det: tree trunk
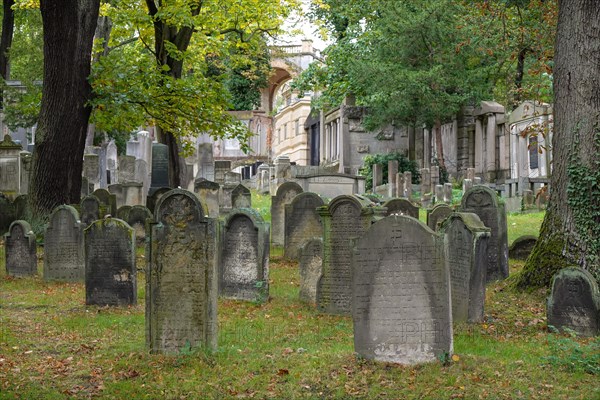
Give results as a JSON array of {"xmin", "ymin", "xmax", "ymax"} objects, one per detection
[
  {"xmin": 513, "ymin": 47, "xmax": 528, "ymax": 109},
  {"xmin": 517, "ymin": 0, "xmax": 600, "ymax": 288},
  {"xmin": 30, "ymin": 1, "xmax": 100, "ymax": 217},
  {"xmin": 0, "ymin": 0, "xmax": 15, "ymax": 107}
]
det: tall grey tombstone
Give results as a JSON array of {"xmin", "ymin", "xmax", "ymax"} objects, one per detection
[
  {"xmin": 444, "ymin": 183, "xmax": 453, "ymax": 203},
  {"xmin": 147, "ymin": 189, "xmax": 218, "ymax": 353},
  {"xmin": 0, "ymin": 135, "xmax": 23, "ymax": 198},
  {"xmin": 0, "ymin": 193, "xmax": 15, "ymax": 234},
  {"xmin": 220, "ymin": 210, "xmax": 270, "ymax": 302},
  {"xmin": 508, "ymin": 235, "xmax": 537, "ymax": 260},
  {"xmin": 284, "ymin": 192, "xmax": 325, "ymax": 260},
  {"xmin": 352, "ymin": 215, "xmax": 452, "ymax": 364},
  {"xmin": 106, "ymin": 140, "xmax": 118, "ymax": 184},
  {"xmin": 440, "ymin": 213, "xmax": 491, "ymax": 323},
  {"xmin": 257, "ymin": 164, "xmax": 270, "ymax": 194},
  {"xmin": 547, "ymin": 267, "xmax": 600, "ymax": 337},
  {"xmin": 127, "ymin": 131, "xmax": 152, "ymax": 164},
  {"xmin": 98, "ymin": 143, "xmax": 108, "ymax": 189},
  {"xmin": 317, "ymin": 195, "xmax": 378, "ymax": 315},
  {"xmin": 214, "ymin": 160, "xmax": 231, "ymax": 184},
  {"xmin": 420, "ymin": 168, "xmax": 431, "ymax": 199},
  {"xmin": 220, "ymin": 172, "xmax": 242, "ymax": 212},
  {"xmin": 13, "ymin": 194, "xmax": 29, "ymax": 220},
  {"xmin": 19, "ymin": 151, "xmax": 32, "ymax": 194},
  {"xmin": 431, "ymin": 166, "xmax": 440, "ymax": 187},
  {"xmin": 194, "ymin": 179, "xmax": 220, "ymax": 218},
  {"xmin": 462, "ymin": 178, "xmax": 473, "ymax": 193},
  {"xmin": 372, "ymin": 163, "xmax": 383, "ymax": 189},
  {"xmin": 388, "ymin": 160, "xmax": 398, "ymax": 198},
  {"xmin": 146, "ymin": 187, "xmax": 171, "ymax": 214},
  {"xmin": 466, "ymin": 168, "xmax": 475, "ymax": 181},
  {"xmin": 127, "ymin": 205, "xmax": 152, "ymax": 243},
  {"xmin": 270, "ymin": 181, "xmax": 303, "ymax": 246},
  {"xmin": 435, "ymin": 185, "xmax": 444, "ymax": 204},
  {"xmin": 85, "ymin": 218, "xmax": 136, "ymax": 306},
  {"xmin": 473, "ymin": 177, "xmax": 482, "ymax": 185},
  {"xmin": 118, "ymin": 155, "xmax": 136, "ymax": 183},
  {"xmin": 150, "ymin": 143, "xmax": 170, "ymax": 193},
  {"xmin": 44, "ymin": 205, "xmax": 85, "ymax": 282},
  {"xmin": 231, "ymin": 184, "xmax": 251, "ymax": 209},
  {"xmin": 299, "ymin": 238, "xmax": 323, "ymax": 304},
  {"xmin": 396, "ymin": 173, "xmax": 406, "ymax": 198},
  {"xmin": 404, "ymin": 171, "xmax": 413, "ymax": 199},
  {"xmin": 134, "ymin": 159, "xmax": 149, "ymax": 199},
  {"xmin": 5, "ymin": 220, "xmax": 37, "ymax": 277},
  {"xmin": 426, "ymin": 203, "xmax": 453, "ymax": 231},
  {"xmin": 80, "ymin": 195, "xmax": 101, "ymax": 227},
  {"xmin": 92, "ymin": 188, "xmax": 117, "ymax": 216},
  {"xmin": 83, "ymin": 153, "xmax": 100, "ymax": 189},
  {"xmin": 382, "ymin": 198, "xmax": 419, "ymax": 219},
  {"xmin": 197, "ymin": 143, "xmax": 215, "ymax": 181},
  {"xmin": 460, "ymin": 186, "xmax": 509, "ymax": 282}
]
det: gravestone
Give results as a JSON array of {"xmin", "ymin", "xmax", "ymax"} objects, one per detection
[
  {"xmin": 13, "ymin": 194, "xmax": 29, "ymax": 220},
  {"xmin": 5, "ymin": 220, "xmax": 37, "ymax": 277},
  {"xmin": 257, "ymin": 164, "xmax": 270, "ymax": 194},
  {"xmin": 547, "ymin": 267, "xmax": 600, "ymax": 337},
  {"xmin": 80, "ymin": 195, "xmax": 101, "ymax": 227},
  {"xmin": 372, "ymin": 164, "xmax": 383, "ymax": 189},
  {"xmin": 420, "ymin": 168, "xmax": 431, "ymax": 201},
  {"xmin": 444, "ymin": 183, "xmax": 453, "ymax": 203},
  {"xmin": 404, "ymin": 171, "xmax": 413, "ymax": 199},
  {"xmin": 431, "ymin": 166, "xmax": 440, "ymax": 187},
  {"xmin": 284, "ymin": 192, "xmax": 325, "ymax": 260},
  {"xmin": 194, "ymin": 179, "xmax": 219, "ymax": 218},
  {"xmin": 426, "ymin": 203, "xmax": 453, "ymax": 231},
  {"xmin": 440, "ymin": 213, "xmax": 490, "ymax": 323},
  {"xmin": 116, "ymin": 205, "xmax": 132, "ymax": 221},
  {"xmin": 317, "ymin": 195, "xmax": 378, "ymax": 315},
  {"xmin": 150, "ymin": 143, "xmax": 170, "ymax": 193},
  {"xmin": 231, "ymin": 184, "xmax": 251, "ymax": 209},
  {"xmin": 134, "ymin": 159, "xmax": 149, "ymax": 198},
  {"xmin": 299, "ymin": 238, "xmax": 323, "ymax": 304},
  {"xmin": 508, "ymin": 235, "xmax": 537, "ymax": 260},
  {"xmin": 462, "ymin": 178, "xmax": 473, "ymax": 193},
  {"xmin": 0, "ymin": 193, "xmax": 16, "ymax": 234},
  {"xmin": 214, "ymin": 160, "xmax": 231, "ymax": 184},
  {"xmin": 19, "ymin": 151, "xmax": 32, "ymax": 194},
  {"xmin": 44, "ymin": 205, "xmax": 85, "ymax": 282},
  {"xmin": 220, "ymin": 210, "xmax": 270, "ymax": 302},
  {"xmin": 388, "ymin": 160, "xmax": 398, "ymax": 198},
  {"xmin": 382, "ymin": 198, "xmax": 419, "ymax": 219},
  {"xmin": 271, "ymin": 181, "xmax": 303, "ymax": 246},
  {"xmin": 92, "ymin": 188, "xmax": 117, "ymax": 216},
  {"xmin": 459, "ymin": 186, "xmax": 509, "ymax": 282},
  {"xmin": 83, "ymin": 153, "xmax": 100, "ymax": 188},
  {"xmin": 118, "ymin": 155, "xmax": 136, "ymax": 183},
  {"xmin": 85, "ymin": 218, "xmax": 136, "ymax": 306},
  {"xmin": 146, "ymin": 187, "xmax": 171, "ymax": 214},
  {"xmin": 147, "ymin": 189, "xmax": 218, "ymax": 353},
  {"xmin": 127, "ymin": 205, "xmax": 152, "ymax": 243},
  {"xmin": 396, "ymin": 173, "xmax": 406, "ymax": 198},
  {"xmin": 435, "ymin": 185, "xmax": 444, "ymax": 204},
  {"xmin": 352, "ymin": 215, "xmax": 452, "ymax": 364},
  {"xmin": 81, "ymin": 177, "xmax": 94, "ymax": 197},
  {"xmin": 106, "ymin": 140, "xmax": 118, "ymax": 184},
  {"xmin": 0, "ymin": 135, "xmax": 23, "ymax": 198},
  {"xmin": 197, "ymin": 143, "xmax": 215, "ymax": 181}
]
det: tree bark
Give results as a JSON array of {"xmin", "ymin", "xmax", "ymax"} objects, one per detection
[
  {"xmin": 0, "ymin": 0, "xmax": 15, "ymax": 107},
  {"xmin": 30, "ymin": 1, "xmax": 100, "ymax": 217},
  {"xmin": 517, "ymin": 0, "xmax": 600, "ymax": 288}
]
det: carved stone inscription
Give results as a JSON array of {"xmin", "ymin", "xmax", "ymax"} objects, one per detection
[
  {"xmin": 284, "ymin": 192, "xmax": 324, "ymax": 260},
  {"xmin": 85, "ymin": 219, "xmax": 136, "ymax": 306},
  {"xmin": 0, "ymin": 158, "xmax": 19, "ymax": 192},
  {"xmin": 147, "ymin": 190, "xmax": 218, "ymax": 353},
  {"xmin": 352, "ymin": 216, "xmax": 452, "ymax": 365},
  {"xmin": 5, "ymin": 221, "xmax": 37, "ymax": 277},
  {"xmin": 299, "ymin": 238, "xmax": 323, "ymax": 304},
  {"xmin": 44, "ymin": 206, "xmax": 85, "ymax": 282}
]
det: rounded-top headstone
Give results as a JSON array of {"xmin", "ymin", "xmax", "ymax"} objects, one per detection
[
  {"xmin": 5, "ymin": 220, "xmax": 37, "ymax": 277},
  {"xmin": 382, "ymin": 198, "xmax": 419, "ymax": 219},
  {"xmin": 44, "ymin": 205, "xmax": 85, "ymax": 282}
]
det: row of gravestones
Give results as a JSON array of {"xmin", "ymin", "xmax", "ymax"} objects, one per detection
[{"xmin": 4, "ymin": 189, "xmax": 270, "ymax": 355}]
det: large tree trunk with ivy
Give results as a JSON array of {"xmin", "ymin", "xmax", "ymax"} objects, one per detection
[
  {"xmin": 0, "ymin": 0, "xmax": 15, "ymax": 107},
  {"xmin": 517, "ymin": 0, "xmax": 600, "ymax": 289},
  {"xmin": 29, "ymin": 1, "xmax": 100, "ymax": 217}
]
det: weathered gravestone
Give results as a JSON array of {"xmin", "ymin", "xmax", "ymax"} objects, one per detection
[
  {"xmin": 271, "ymin": 181, "xmax": 303, "ymax": 246},
  {"xmin": 214, "ymin": 160, "xmax": 231, "ymax": 185},
  {"xmin": 146, "ymin": 187, "xmax": 171, "ymax": 214},
  {"xmin": 284, "ymin": 192, "xmax": 325, "ymax": 260},
  {"xmin": 82, "ymin": 153, "xmax": 100, "ymax": 189},
  {"xmin": 352, "ymin": 215, "xmax": 452, "ymax": 364},
  {"xmin": 80, "ymin": 195, "xmax": 101, "ymax": 228},
  {"xmin": 219, "ymin": 209, "xmax": 270, "ymax": 302},
  {"xmin": 150, "ymin": 143, "xmax": 170, "ymax": 194},
  {"xmin": 197, "ymin": 143, "xmax": 215, "ymax": 181},
  {"xmin": 13, "ymin": 194, "xmax": 29, "ymax": 220},
  {"xmin": 547, "ymin": 267, "xmax": 600, "ymax": 337},
  {"xmin": 44, "ymin": 205, "xmax": 85, "ymax": 282},
  {"xmin": 0, "ymin": 135, "xmax": 22, "ymax": 198},
  {"xmin": 440, "ymin": 213, "xmax": 490, "ymax": 323},
  {"xmin": 19, "ymin": 151, "xmax": 32, "ymax": 194},
  {"xmin": 118, "ymin": 155, "xmax": 136, "ymax": 183},
  {"xmin": 116, "ymin": 205, "xmax": 132, "ymax": 221},
  {"xmin": 317, "ymin": 195, "xmax": 378, "ymax": 315},
  {"xmin": 231, "ymin": 184, "xmax": 252, "ymax": 209},
  {"xmin": 85, "ymin": 218, "xmax": 136, "ymax": 306},
  {"xmin": 92, "ymin": 188, "xmax": 117, "ymax": 216},
  {"xmin": 299, "ymin": 238, "xmax": 323, "ymax": 304},
  {"xmin": 194, "ymin": 179, "xmax": 219, "ymax": 218},
  {"xmin": 426, "ymin": 203, "xmax": 453, "ymax": 231},
  {"xmin": 508, "ymin": 235, "xmax": 537, "ymax": 260},
  {"xmin": 459, "ymin": 186, "xmax": 509, "ymax": 282},
  {"xmin": 5, "ymin": 220, "xmax": 37, "ymax": 277},
  {"xmin": 0, "ymin": 193, "xmax": 16, "ymax": 234},
  {"xmin": 127, "ymin": 205, "xmax": 152, "ymax": 243},
  {"xmin": 382, "ymin": 198, "xmax": 419, "ymax": 219},
  {"xmin": 147, "ymin": 189, "xmax": 218, "ymax": 353}
]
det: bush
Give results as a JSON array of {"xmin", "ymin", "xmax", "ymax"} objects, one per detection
[{"xmin": 360, "ymin": 152, "xmax": 420, "ymax": 191}]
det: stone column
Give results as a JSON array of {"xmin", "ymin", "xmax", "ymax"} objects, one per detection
[
  {"xmin": 388, "ymin": 160, "xmax": 398, "ymax": 198},
  {"xmin": 396, "ymin": 172, "xmax": 405, "ymax": 198},
  {"xmin": 431, "ymin": 166, "xmax": 440, "ymax": 187},
  {"xmin": 373, "ymin": 163, "xmax": 383, "ymax": 190},
  {"xmin": 486, "ymin": 113, "xmax": 496, "ymax": 180},
  {"xmin": 404, "ymin": 171, "xmax": 412, "ymax": 199},
  {"xmin": 443, "ymin": 183, "xmax": 453, "ymax": 203}
]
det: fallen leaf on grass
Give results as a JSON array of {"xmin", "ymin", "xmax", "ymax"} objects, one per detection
[{"xmin": 277, "ymin": 369, "xmax": 289, "ymax": 376}]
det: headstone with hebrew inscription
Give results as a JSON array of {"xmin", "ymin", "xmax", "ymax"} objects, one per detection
[
  {"xmin": 440, "ymin": 213, "xmax": 490, "ymax": 323},
  {"xmin": 92, "ymin": 188, "xmax": 117, "ymax": 216},
  {"xmin": 352, "ymin": 215, "xmax": 452, "ymax": 364},
  {"xmin": 147, "ymin": 189, "xmax": 218, "ymax": 353},
  {"xmin": 214, "ymin": 160, "xmax": 231, "ymax": 184},
  {"xmin": 219, "ymin": 210, "xmax": 269, "ymax": 302},
  {"xmin": 382, "ymin": 198, "xmax": 419, "ymax": 219},
  {"xmin": 284, "ymin": 192, "xmax": 325, "ymax": 260},
  {"xmin": 0, "ymin": 135, "xmax": 22, "ymax": 198},
  {"xmin": 85, "ymin": 218, "xmax": 136, "ymax": 306},
  {"xmin": 5, "ymin": 220, "xmax": 37, "ymax": 277},
  {"xmin": 231, "ymin": 184, "xmax": 252, "ymax": 209},
  {"xmin": 271, "ymin": 182, "xmax": 303, "ymax": 246},
  {"xmin": 194, "ymin": 179, "xmax": 219, "ymax": 218},
  {"xmin": 317, "ymin": 195, "xmax": 378, "ymax": 315},
  {"xmin": 80, "ymin": 195, "xmax": 101, "ymax": 228},
  {"xmin": 150, "ymin": 143, "xmax": 170, "ymax": 194},
  {"xmin": 427, "ymin": 203, "xmax": 453, "ymax": 231},
  {"xmin": 459, "ymin": 186, "xmax": 509, "ymax": 282},
  {"xmin": 118, "ymin": 155, "xmax": 137, "ymax": 184},
  {"xmin": 127, "ymin": 205, "xmax": 152, "ymax": 243},
  {"xmin": 44, "ymin": 205, "xmax": 85, "ymax": 282},
  {"xmin": 299, "ymin": 238, "xmax": 323, "ymax": 304},
  {"xmin": 547, "ymin": 267, "xmax": 600, "ymax": 337}
]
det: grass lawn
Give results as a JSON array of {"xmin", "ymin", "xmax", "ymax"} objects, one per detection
[{"xmin": 1, "ymin": 212, "xmax": 598, "ymax": 399}]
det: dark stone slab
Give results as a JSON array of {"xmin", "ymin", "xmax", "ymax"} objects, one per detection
[
  {"xmin": 92, "ymin": 188, "xmax": 117, "ymax": 216},
  {"xmin": 284, "ymin": 192, "xmax": 325, "ymax": 260},
  {"xmin": 270, "ymin": 181, "xmax": 303, "ymax": 246},
  {"xmin": 5, "ymin": 220, "xmax": 37, "ymax": 277},
  {"xmin": 116, "ymin": 205, "xmax": 132, "ymax": 221},
  {"xmin": 508, "ymin": 235, "xmax": 537, "ymax": 260},
  {"xmin": 150, "ymin": 143, "xmax": 170, "ymax": 189},
  {"xmin": 127, "ymin": 205, "xmax": 152, "ymax": 243},
  {"xmin": 80, "ymin": 195, "xmax": 101, "ymax": 228},
  {"xmin": 44, "ymin": 205, "xmax": 85, "ymax": 282},
  {"xmin": 426, "ymin": 203, "xmax": 453, "ymax": 231},
  {"xmin": 0, "ymin": 193, "xmax": 16, "ymax": 234},
  {"xmin": 146, "ymin": 187, "xmax": 171, "ymax": 214}
]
